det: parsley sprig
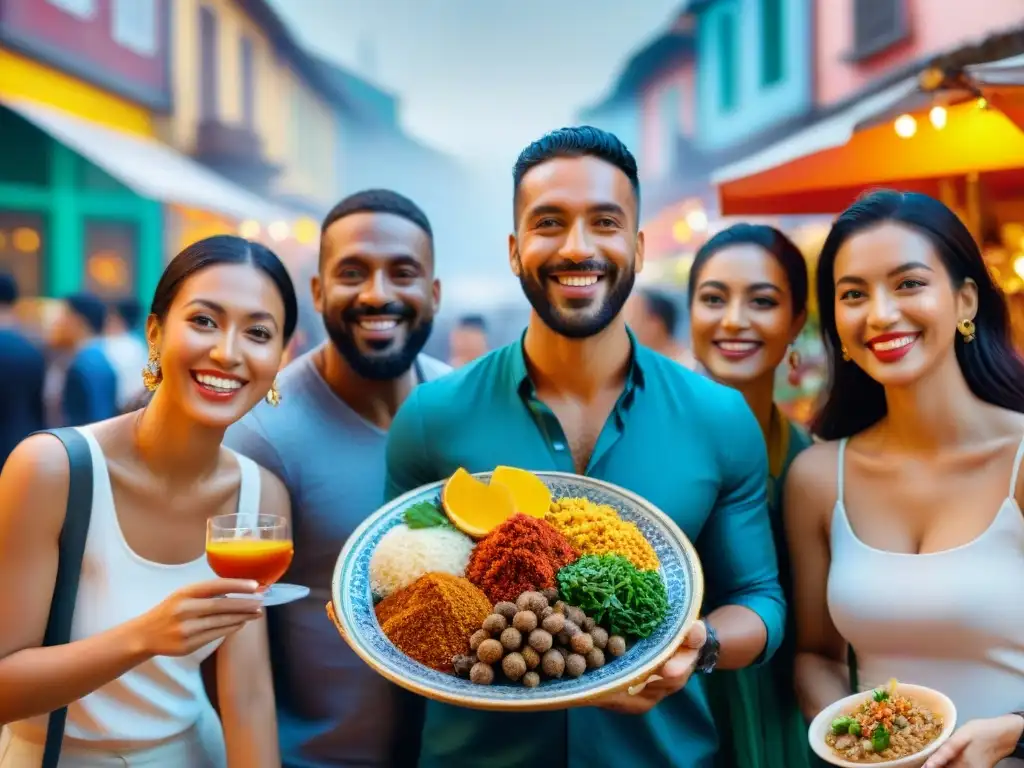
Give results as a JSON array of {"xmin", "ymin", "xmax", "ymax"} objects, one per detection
[
  {"xmin": 403, "ymin": 495, "xmax": 454, "ymax": 530},
  {"xmin": 556, "ymin": 554, "xmax": 669, "ymax": 638}
]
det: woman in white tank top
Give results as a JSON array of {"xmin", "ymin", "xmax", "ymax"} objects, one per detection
[
  {"xmin": 785, "ymin": 192, "xmax": 1024, "ymax": 768},
  {"xmin": 0, "ymin": 235, "xmax": 299, "ymax": 767}
]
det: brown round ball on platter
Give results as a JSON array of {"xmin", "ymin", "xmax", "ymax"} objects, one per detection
[
  {"xmin": 570, "ymin": 632, "xmax": 594, "ymax": 655},
  {"xmin": 502, "ymin": 652, "xmax": 527, "ymax": 681},
  {"xmin": 521, "ymin": 645, "xmax": 541, "ymax": 670},
  {"xmin": 541, "ymin": 649, "xmax": 565, "ymax": 678},
  {"xmin": 565, "ymin": 653, "xmax": 587, "ymax": 678},
  {"xmin": 585, "ymin": 648, "xmax": 605, "ymax": 669},
  {"xmin": 607, "ymin": 635, "xmax": 627, "ymax": 657},
  {"xmin": 513, "ymin": 611, "xmax": 538, "ymax": 633},
  {"xmin": 523, "ymin": 670, "xmax": 541, "ymax": 688},
  {"xmin": 500, "ymin": 627, "xmax": 523, "ymax": 651},
  {"xmin": 528, "ymin": 629, "xmax": 553, "ymax": 653},
  {"xmin": 540, "ymin": 587, "xmax": 559, "ymax": 603},
  {"xmin": 477, "ymin": 639, "xmax": 503, "ymax": 665},
  {"xmin": 494, "ymin": 602, "xmax": 518, "ymax": 620},
  {"xmin": 469, "ymin": 630, "xmax": 490, "ymax": 652},
  {"xmin": 482, "ymin": 613, "xmax": 508, "ymax": 634},
  {"xmin": 541, "ymin": 612, "xmax": 565, "ymax": 635},
  {"xmin": 589, "ymin": 627, "xmax": 609, "ymax": 650},
  {"xmin": 470, "ymin": 662, "xmax": 494, "ymax": 685}
]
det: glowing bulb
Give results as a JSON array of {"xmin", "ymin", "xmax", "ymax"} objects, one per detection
[
  {"xmin": 1013, "ymin": 255, "xmax": 1024, "ymax": 280},
  {"xmin": 238, "ymin": 220, "xmax": 260, "ymax": 239},
  {"xmin": 267, "ymin": 221, "xmax": 290, "ymax": 242},
  {"xmin": 929, "ymin": 106, "xmax": 947, "ymax": 130},
  {"xmin": 977, "ymin": 97, "xmax": 989, "ymax": 110},
  {"xmin": 672, "ymin": 220, "xmax": 692, "ymax": 244},
  {"xmin": 894, "ymin": 114, "xmax": 917, "ymax": 139},
  {"xmin": 685, "ymin": 208, "xmax": 709, "ymax": 232}
]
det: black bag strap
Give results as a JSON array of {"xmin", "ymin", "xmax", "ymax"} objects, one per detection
[{"xmin": 37, "ymin": 428, "xmax": 94, "ymax": 768}]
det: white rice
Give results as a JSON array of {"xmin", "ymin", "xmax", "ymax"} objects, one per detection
[{"xmin": 369, "ymin": 524, "xmax": 476, "ymax": 599}]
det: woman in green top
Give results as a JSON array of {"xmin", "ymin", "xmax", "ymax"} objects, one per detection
[{"xmin": 687, "ymin": 223, "xmax": 816, "ymax": 768}]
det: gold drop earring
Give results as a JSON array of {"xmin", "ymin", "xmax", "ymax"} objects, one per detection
[
  {"xmin": 957, "ymin": 318, "xmax": 976, "ymax": 343},
  {"xmin": 266, "ymin": 377, "xmax": 282, "ymax": 407},
  {"xmin": 141, "ymin": 347, "xmax": 162, "ymax": 391},
  {"xmin": 841, "ymin": 345, "xmax": 851, "ymax": 362}
]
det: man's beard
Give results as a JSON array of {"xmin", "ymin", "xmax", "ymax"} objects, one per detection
[
  {"xmin": 518, "ymin": 256, "xmax": 635, "ymax": 339},
  {"xmin": 323, "ymin": 303, "xmax": 433, "ymax": 381}
]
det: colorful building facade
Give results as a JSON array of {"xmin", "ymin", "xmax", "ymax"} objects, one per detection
[{"xmin": 0, "ymin": 0, "xmax": 171, "ymax": 301}]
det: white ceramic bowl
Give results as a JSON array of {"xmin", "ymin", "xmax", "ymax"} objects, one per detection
[{"xmin": 808, "ymin": 683, "xmax": 957, "ymax": 768}]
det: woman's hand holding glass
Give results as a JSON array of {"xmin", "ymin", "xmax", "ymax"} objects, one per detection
[{"xmin": 132, "ymin": 579, "xmax": 264, "ymax": 657}]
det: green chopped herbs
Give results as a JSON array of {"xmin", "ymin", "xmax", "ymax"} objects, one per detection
[
  {"xmin": 555, "ymin": 554, "xmax": 669, "ymax": 638},
  {"xmin": 830, "ymin": 716, "xmax": 856, "ymax": 735},
  {"xmin": 871, "ymin": 724, "xmax": 890, "ymax": 752},
  {"xmin": 403, "ymin": 497, "xmax": 453, "ymax": 530},
  {"xmin": 872, "ymin": 688, "xmax": 890, "ymax": 702}
]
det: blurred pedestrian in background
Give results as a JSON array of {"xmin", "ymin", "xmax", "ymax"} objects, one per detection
[
  {"xmin": 625, "ymin": 287, "xmax": 699, "ymax": 369},
  {"xmin": 0, "ymin": 273, "xmax": 46, "ymax": 467},
  {"xmin": 55, "ymin": 292, "xmax": 118, "ymax": 426},
  {"xmin": 447, "ymin": 313, "xmax": 489, "ymax": 367},
  {"xmin": 103, "ymin": 297, "xmax": 149, "ymax": 413}
]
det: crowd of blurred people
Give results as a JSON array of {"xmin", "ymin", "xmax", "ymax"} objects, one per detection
[{"xmin": 0, "ymin": 277, "xmax": 150, "ymax": 466}]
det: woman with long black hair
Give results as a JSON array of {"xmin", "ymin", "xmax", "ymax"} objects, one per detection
[
  {"xmin": 0, "ymin": 235, "xmax": 297, "ymax": 766},
  {"xmin": 786, "ymin": 191, "xmax": 1024, "ymax": 767}
]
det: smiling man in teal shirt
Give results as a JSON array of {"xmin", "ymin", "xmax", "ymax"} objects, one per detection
[{"xmin": 384, "ymin": 127, "xmax": 786, "ymax": 768}]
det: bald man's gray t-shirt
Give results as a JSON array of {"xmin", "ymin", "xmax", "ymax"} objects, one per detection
[{"xmin": 224, "ymin": 349, "xmax": 451, "ymax": 768}]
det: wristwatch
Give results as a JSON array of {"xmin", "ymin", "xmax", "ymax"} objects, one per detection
[
  {"xmin": 1012, "ymin": 712, "xmax": 1024, "ymax": 759},
  {"xmin": 694, "ymin": 622, "xmax": 720, "ymax": 674}
]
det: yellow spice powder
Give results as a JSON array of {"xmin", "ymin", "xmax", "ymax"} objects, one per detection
[{"xmin": 546, "ymin": 497, "xmax": 660, "ymax": 571}]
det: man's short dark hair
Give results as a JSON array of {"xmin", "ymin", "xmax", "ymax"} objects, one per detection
[
  {"xmin": 0, "ymin": 273, "xmax": 17, "ymax": 306},
  {"xmin": 456, "ymin": 314, "xmax": 487, "ymax": 332},
  {"xmin": 319, "ymin": 189, "xmax": 433, "ymax": 268},
  {"xmin": 66, "ymin": 292, "xmax": 107, "ymax": 335},
  {"xmin": 512, "ymin": 126, "xmax": 640, "ymax": 222},
  {"xmin": 114, "ymin": 297, "xmax": 143, "ymax": 328},
  {"xmin": 640, "ymin": 288, "xmax": 678, "ymax": 336}
]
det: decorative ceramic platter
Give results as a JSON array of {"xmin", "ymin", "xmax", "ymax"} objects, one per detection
[{"xmin": 330, "ymin": 471, "xmax": 704, "ymax": 712}]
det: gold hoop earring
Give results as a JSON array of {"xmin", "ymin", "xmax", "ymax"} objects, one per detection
[
  {"xmin": 957, "ymin": 318, "xmax": 976, "ymax": 343},
  {"xmin": 265, "ymin": 378, "xmax": 281, "ymax": 407},
  {"xmin": 141, "ymin": 347, "xmax": 162, "ymax": 391},
  {"xmin": 841, "ymin": 345, "xmax": 851, "ymax": 362}
]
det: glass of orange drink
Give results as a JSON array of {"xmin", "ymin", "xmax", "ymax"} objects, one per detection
[{"xmin": 206, "ymin": 514, "xmax": 308, "ymax": 606}]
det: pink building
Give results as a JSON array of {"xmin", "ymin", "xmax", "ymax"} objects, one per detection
[{"xmin": 815, "ymin": 0, "xmax": 1024, "ymax": 107}]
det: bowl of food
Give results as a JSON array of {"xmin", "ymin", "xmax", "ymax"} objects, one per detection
[
  {"xmin": 809, "ymin": 680, "xmax": 956, "ymax": 767},
  {"xmin": 329, "ymin": 467, "xmax": 703, "ymax": 711}
]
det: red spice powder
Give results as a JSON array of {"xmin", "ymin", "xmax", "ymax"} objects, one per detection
[{"xmin": 466, "ymin": 514, "xmax": 578, "ymax": 603}]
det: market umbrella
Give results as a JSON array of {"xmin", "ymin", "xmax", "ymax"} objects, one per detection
[
  {"xmin": 712, "ymin": 88, "xmax": 1024, "ymax": 217},
  {"xmin": 965, "ymin": 53, "xmax": 1024, "ymax": 131}
]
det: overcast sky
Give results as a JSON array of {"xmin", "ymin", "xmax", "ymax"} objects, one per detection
[
  {"xmin": 267, "ymin": 0, "xmax": 679, "ymax": 172},
  {"xmin": 266, "ymin": 0, "xmax": 681, "ymax": 309}
]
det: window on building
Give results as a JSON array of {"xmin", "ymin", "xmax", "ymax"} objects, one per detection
[
  {"xmin": 241, "ymin": 37, "xmax": 256, "ymax": 129},
  {"xmin": 199, "ymin": 6, "xmax": 219, "ymax": 122},
  {"xmin": 111, "ymin": 0, "xmax": 158, "ymax": 57},
  {"xmin": 47, "ymin": 0, "xmax": 96, "ymax": 19},
  {"xmin": 851, "ymin": 0, "xmax": 908, "ymax": 60},
  {"xmin": 0, "ymin": 211, "xmax": 46, "ymax": 298},
  {"xmin": 718, "ymin": 13, "xmax": 737, "ymax": 112},
  {"xmin": 84, "ymin": 221, "xmax": 137, "ymax": 299},
  {"xmin": 760, "ymin": 0, "xmax": 784, "ymax": 86}
]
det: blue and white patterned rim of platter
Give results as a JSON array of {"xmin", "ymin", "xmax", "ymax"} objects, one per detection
[{"xmin": 331, "ymin": 471, "xmax": 705, "ymax": 712}]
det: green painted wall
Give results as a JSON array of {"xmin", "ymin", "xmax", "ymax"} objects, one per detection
[{"xmin": 0, "ymin": 114, "xmax": 164, "ymax": 303}]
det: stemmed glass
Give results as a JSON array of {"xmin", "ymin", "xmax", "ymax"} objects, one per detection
[{"xmin": 206, "ymin": 514, "xmax": 309, "ymax": 607}]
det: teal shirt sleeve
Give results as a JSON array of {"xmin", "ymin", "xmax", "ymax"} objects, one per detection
[
  {"xmin": 384, "ymin": 388, "xmax": 436, "ymax": 503},
  {"xmin": 699, "ymin": 389, "xmax": 786, "ymax": 665}
]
